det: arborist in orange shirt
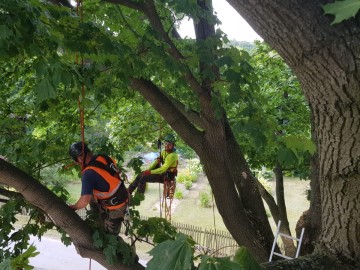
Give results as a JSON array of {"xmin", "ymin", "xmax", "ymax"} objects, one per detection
[{"xmin": 68, "ymin": 142, "xmax": 129, "ymax": 235}]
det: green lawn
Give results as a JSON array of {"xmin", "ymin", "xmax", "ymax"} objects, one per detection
[
  {"xmin": 268, "ymin": 177, "xmax": 309, "ymax": 235},
  {"xmin": 65, "ymin": 175, "xmax": 310, "ymax": 235},
  {"xmin": 41, "ymin": 174, "xmax": 309, "ymax": 261}
]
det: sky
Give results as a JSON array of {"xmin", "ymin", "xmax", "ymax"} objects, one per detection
[{"xmin": 178, "ymin": 0, "xmax": 262, "ymax": 42}]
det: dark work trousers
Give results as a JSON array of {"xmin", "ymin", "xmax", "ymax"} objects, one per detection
[
  {"xmin": 90, "ymin": 199, "xmax": 127, "ymax": 235},
  {"xmin": 129, "ymin": 173, "xmax": 164, "ymax": 194}
]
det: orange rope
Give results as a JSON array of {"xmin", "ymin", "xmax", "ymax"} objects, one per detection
[{"xmin": 76, "ymin": 0, "xmax": 86, "ymax": 170}]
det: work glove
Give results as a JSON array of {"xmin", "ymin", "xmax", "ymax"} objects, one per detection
[{"xmin": 142, "ymin": 170, "xmax": 151, "ymax": 176}]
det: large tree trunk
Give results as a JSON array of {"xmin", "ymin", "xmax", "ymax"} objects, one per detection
[
  {"xmin": 228, "ymin": 0, "xmax": 360, "ymax": 266},
  {"xmin": 296, "ymin": 116, "xmax": 322, "ymax": 255},
  {"xmin": 126, "ymin": 0, "xmax": 276, "ymax": 262},
  {"xmin": 0, "ymin": 158, "xmax": 144, "ymax": 270},
  {"xmin": 131, "ymin": 78, "xmax": 275, "ymax": 262}
]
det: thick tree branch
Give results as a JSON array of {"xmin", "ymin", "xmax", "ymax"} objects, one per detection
[
  {"xmin": 166, "ymin": 94, "xmax": 206, "ymax": 129},
  {"xmin": 0, "ymin": 158, "xmax": 144, "ymax": 270},
  {"xmin": 0, "ymin": 187, "xmax": 19, "ymax": 199},
  {"xmin": 130, "ymin": 78, "xmax": 204, "ymax": 148},
  {"xmin": 103, "ymin": 0, "xmax": 205, "ymax": 97},
  {"xmin": 143, "ymin": 0, "xmax": 209, "ymax": 97}
]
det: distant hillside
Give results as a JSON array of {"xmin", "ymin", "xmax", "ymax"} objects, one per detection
[{"xmin": 229, "ymin": 40, "xmax": 255, "ymax": 51}]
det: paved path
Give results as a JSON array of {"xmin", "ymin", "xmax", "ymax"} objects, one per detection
[
  {"xmin": 29, "ymin": 237, "xmax": 105, "ymax": 270},
  {"xmin": 29, "ymin": 237, "xmax": 146, "ymax": 270}
]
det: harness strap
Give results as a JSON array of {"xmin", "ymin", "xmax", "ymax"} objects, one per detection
[
  {"xmin": 87, "ymin": 155, "xmax": 119, "ymax": 177},
  {"xmin": 100, "ymin": 184, "xmax": 128, "ymax": 206}
]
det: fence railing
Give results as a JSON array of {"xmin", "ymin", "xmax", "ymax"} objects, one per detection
[
  {"xmin": 171, "ymin": 220, "xmax": 239, "ymax": 256},
  {"xmin": 117, "ymin": 215, "xmax": 238, "ymax": 256},
  {"xmin": 18, "ymin": 207, "xmax": 239, "ymax": 257}
]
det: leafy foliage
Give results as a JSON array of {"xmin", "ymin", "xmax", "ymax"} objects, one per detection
[
  {"xmin": 92, "ymin": 230, "xmax": 136, "ymax": 266},
  {"xmin": 0, "ymin": 198, "xmax": 54, "ymax": 263},
  {"xmin": 233, "ymin": 246, "xmax": 261, "ymax": 270},
  {"xmin": 323, "ymin": 0, "xmax": 360, "ymax": 24},
  {"xmin": 131, "ymin": 217, "xmax": 177, "ymax": 244},
  {"xmin": 0, "ymin": 245, "xmax": 39, "ymax": 270},
  {"xmin": 0, "ymin": 0, "xmax": 315, "ymax": 267},
  {"xmin": 147, "ymin": 233, "xmax": 195, "ymax": 270},
  {"xmin": 234, "ymin": 42, "xmax": 312, "ymax": 175},
  {"xmin": 198, "ymin": 255, "xmax": 243, "ymax": 270}
]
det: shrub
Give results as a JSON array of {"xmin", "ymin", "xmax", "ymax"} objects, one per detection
[
  {"xmin": 199, "ymin": 191, "xmax": 211, "ymax": 208},
  {"xmin": 183, "ymin": 180, "xmax": 193, "ymax": 190},
  {"xmin": 257, "ymin": 169, "xmax": 274, "ymax": 181},
  {"xmin": 40, "ymin": 165, "xmax": 77, "ymax": 185},
  {"xmin": 186, "ymin": 159, "xmax": 203, "ymax": 174},
  {"xmin": 177, "ymin": 173, "xmax": 197, "ymax": 183},
  {"xmin": 174, "ymin": 190, "xmax": 183, "ymax": 199}
]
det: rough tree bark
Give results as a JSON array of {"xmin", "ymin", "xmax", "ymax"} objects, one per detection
[
  {"xmin": 296, "ymin": 117, "xmax": 322, "ymax": 255},
  {"xmin": 0, "ymin": 158, "xmax": 144, "ymax": 270},
  {"xmin": 227, "ymin": 0, "xmax": 360, "ymax": 268}
]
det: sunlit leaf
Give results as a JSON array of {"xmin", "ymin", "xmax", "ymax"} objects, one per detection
[
  {"xmin": 34, "ymin": 78, "xmax": 57, "ymax": 103},
  {"xmin": 147, "ymin": 233, "xmax": 194, "ymax": 270},
  {"xmin": 277, "ymin": 147, "xmax": 298, "ymax": 167},
  {"xmin": 283, "ymin": 135, "xmax": 316, "ymax": 154},
  {"xmin": 323, "ymin": 0, "xmax": 360, "ymax": 24}
]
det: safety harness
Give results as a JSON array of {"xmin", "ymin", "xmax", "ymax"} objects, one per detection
[
  {"xmin": 161, "ymin": 151, "xmax": 178, "ymax": 181},
  {"xmin": 84, "ymin": 155, "xmax": 129, "ymax": 210}
]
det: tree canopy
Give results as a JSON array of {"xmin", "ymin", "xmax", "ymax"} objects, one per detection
[{"xmin": 1, "ymin": 0, "xmax": 359, "ymax": 269}]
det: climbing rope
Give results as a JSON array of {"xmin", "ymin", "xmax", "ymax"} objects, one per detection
[
  {"xmin": 75, "ymin": 0, "xmax": 86, "ymax": 170},
  {"xmin": 75, "ymin": 1, "xmax": 91, "ymax": 269},
  {"xmin": 158, "ymin": 137, "xmax": 163, "ymax": 218},
  {"xmin": 162, "ymin": 178, "xmax": 175, "ymax": 221}
]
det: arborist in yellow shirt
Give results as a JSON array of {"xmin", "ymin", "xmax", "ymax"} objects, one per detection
[{"xmin": 128, "ymin": 134, "xmax": 178, "ymax": 195}]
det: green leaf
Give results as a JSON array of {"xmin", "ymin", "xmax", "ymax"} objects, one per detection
[
  {"xmin": 103, "ymin": 244, "xmax": 118, "ymax": 265},
  {"xmin": 233, "ymin": 247, "xmax": 261, "ymax": 270},
  {"xmin": 35, "ymin": 78, "xmax": 57, "ymax": 103},
  {"xmin": 0, "ymin": 259, "xmax": 12, "ymax": 270},
  {"xmin": 323, "ymin": 0, "xmax": 360, "ymax": 24},
  {"xmin": 0, "ymin": 25, "xmax": 12, "ymax": 39},
  {"xmin": 147, "ymin": 233, "xmax": 194, "ymax": 270},
  {"xmin": 277, "ymin": 147, "xmax": 298, "ymax": 167},
  {"xmin": 198, "ymin": 255, "xmax": 244, "ymax": 270},
  {"xmin": 142, "ymin": 217, "xmax": 177, "ymax": 243},
  {"xmin": 283, "ymin": 135, "xmax": 316, "ymax": 154},
  {"xmin": 92, "ymin": 230, "xmax": 104, "ymax": 248},
  {"xmin": 4, "ymin": 245, "xmax": 40, "ymax": 270}
]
